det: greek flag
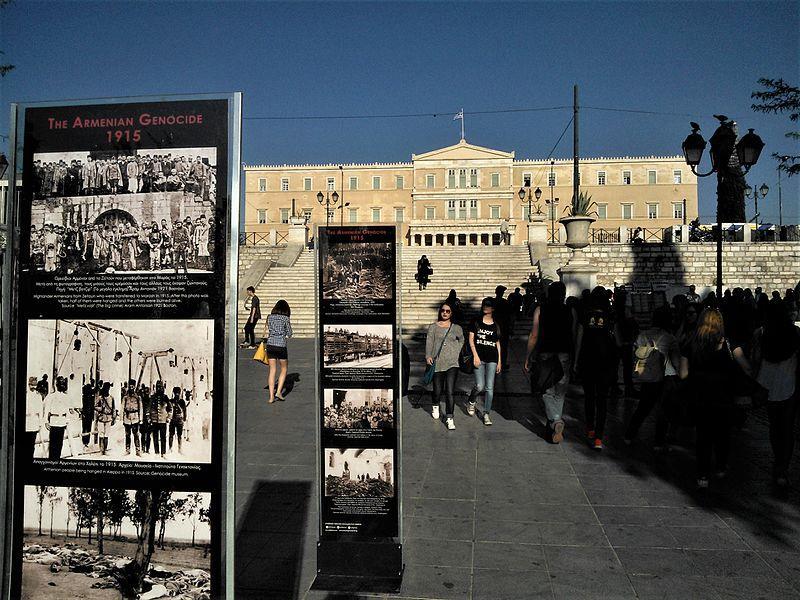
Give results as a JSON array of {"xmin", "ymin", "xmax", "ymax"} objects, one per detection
[{"xmin": 453, "ymin": 109, "xmax": 463, "ymax": 121}]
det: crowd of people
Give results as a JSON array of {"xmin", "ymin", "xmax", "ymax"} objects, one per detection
[
  {"xmin": 25, "ymin": 375, "xmax": 211, "ymax": 461},
  {"xmin": 323, "ymin": 400, "xmax": 394, "ymax": 430},
  {"xmin": 33, "ymin": 154, "xmax": 216, "ymax": 200},
  {"xmin": 29, "ymin": 215, "xmax": 215, "ymax": 274},
  {"xmin": 425, "ymin": 280, "xmax": 800, "ymax": 489}
]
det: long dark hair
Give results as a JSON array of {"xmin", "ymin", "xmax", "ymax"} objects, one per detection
[
  {"xmin": 437, "ymin": 301, "xmax": 453, "ymax": 322},
  {"xmin": 762, "ymin": 302, "xmax": 800, "ymax": 363},
  {"xmin": 272, "ymin": 299, "xmax": 291, "ymax": 317}
]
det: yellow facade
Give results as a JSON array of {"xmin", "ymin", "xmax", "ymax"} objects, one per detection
[{"xmin": 243, "ymin": 140, "xmax": 698, "ymax": 243}]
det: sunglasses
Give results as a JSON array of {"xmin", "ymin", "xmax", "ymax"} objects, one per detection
[{"xmin": 440, "ymin": 309, "xmax": 451, "ymax": 314}]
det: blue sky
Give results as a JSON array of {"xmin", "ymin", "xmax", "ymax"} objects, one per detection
[{"xmin": 1, "ymin": 1, "xmax": 798, "ymax": 223}]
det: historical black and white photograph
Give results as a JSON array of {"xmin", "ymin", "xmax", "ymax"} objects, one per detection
[
  {"xmin": 323, "ymin": 388, "xmax": 394, "ymax": 430},
  {"xmin": 322, "ymin": 241, "xmax": 393, "ymax": 301},
  {"xmin": 21, "ymin": 485, "xmax": 211, "ymax": 600},
  {"xmin": 324, "ymin": 448, "xmax": 394, "ymax": 498},
  {"xmin": 25, "ymin": 319, "xmax": 214, "ymax": 464},
  {"xmin": 28, "ymin": 147, "xmax": 218, "ymax": 274},
  {"xmin": 322, "ymin": 324, "xmax": 393, "ymax": 368}
]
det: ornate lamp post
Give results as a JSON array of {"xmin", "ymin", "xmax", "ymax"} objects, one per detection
[
  {"xmin": 517, "ymin": 182, "xmax": 542, "ymax": 222},
  {"xmin": 744, "ymin": 182, "xmax": 769, "ymax": 225},
  {"xmin": 681, "ymin": 118, "xmax": 765, "ymax": 298},
  {"xmin": 316, "ymin": 189, "xmax": 340, "ymax": 227}
]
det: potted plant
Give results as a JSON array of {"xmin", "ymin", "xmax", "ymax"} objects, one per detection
[{"xmin": 559, "ymin": 191, "xmax": 597, "ymax": 249}]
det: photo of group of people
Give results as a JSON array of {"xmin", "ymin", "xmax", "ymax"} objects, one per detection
[
  {"xmin": 322, "ymin": 241, "xmax": 393, "ymax": 301},
  {"xmin": 21, "ymin": 485, "xmax": 211, "ymax": 599},
  {"xmin": 24, "ymin": 319, "xmax": 214, "ymax": 464},
  {"xmin": 33, "ymin": 149, "xmax": 217, "ymax": 200},
  {"xmin": 27, "ymin": 147, "xmax": 217, "ymax": 274},
  {"xmin": 323, "ymin": 388, "xmax": 394, "ymax": 430},
  {"xmin": 322, "ymin": 324, "xmax": 393, "ymax": 369},
  {"xmin": 324, "ymin": 448, "xmax": 394, "ymax": 498}
]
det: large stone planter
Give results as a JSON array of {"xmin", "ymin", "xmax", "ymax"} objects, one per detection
[{"xmin": 560, "ymin": 215, "xmax": 595, "ymax": 249}]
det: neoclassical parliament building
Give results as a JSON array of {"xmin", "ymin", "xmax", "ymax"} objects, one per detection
[{"xmin": 243, "ymin": 139, "xmax": 698, "ymax": 245}]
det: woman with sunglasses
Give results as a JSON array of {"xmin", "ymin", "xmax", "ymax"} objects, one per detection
[
  {"xmin": 467, "ymin": 297, "xmax": 502, "ymax": 425},
  {"xmin": 425, "ymin": 302, "xmax": 464, "ymax": 430}
]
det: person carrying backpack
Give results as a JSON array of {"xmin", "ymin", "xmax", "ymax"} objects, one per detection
[{"xmin": 624, "ymin": 306, "xmax": 681, "ymax": 446}]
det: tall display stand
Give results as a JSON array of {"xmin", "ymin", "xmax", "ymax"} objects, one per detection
[{"xmin": 312, "ymin": 226, "xmax": 403, "ymax": 592}]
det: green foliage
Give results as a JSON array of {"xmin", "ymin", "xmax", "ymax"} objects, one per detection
[
  {"xmin": 563, "ymin": 190, "xmax": 597, "ymax": 217},
  {"xmin": 751, "ymin": 78, "xmax": 799, "ymax": 176}
]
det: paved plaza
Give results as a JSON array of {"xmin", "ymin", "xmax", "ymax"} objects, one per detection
[{"xmin": 235, "ymin": 338, "xmax": 800, "ymax": 600}]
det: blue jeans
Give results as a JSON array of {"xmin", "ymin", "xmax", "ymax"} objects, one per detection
[{"xmin": 471, "ymin": 362, "xmax": 497, "ymax": 414}]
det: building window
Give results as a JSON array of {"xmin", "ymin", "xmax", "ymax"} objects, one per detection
[
  {"xmin": 425, "ymin": 206, "xmax": 435, "ymax": 220},
  {"xmin": 648, "ymin": 170, "xmax": 657, "ymax": 185},
  {"xmin": 673, "ymin": 170, "xmax": 682, "ymax": 184},
  {"xmin": 447, "ymin": 169, "xmax": 456, "ymax": 188},
  {"xmin": 302, "ymin": 208, "xmax": 313, "ymax": 222},
  {"xmin": 458, "ymin": 169, "xmax": 467, "ymax": 188},
  {"xmin": 647, "ymin": 203, "xmax": 659, "ymax": 219},
  {"xmin": 597, "ymin": 171, "xmax": 606, "ymax": 186},
  {"xmin": 490, "ymin": 205, "xmax": 500, "ymax": 219},
  {"xmin": 597, "ymin": 204, "xmax": 607, "ymax": 220},
  {"xmin": 395, "ymin": 175, "xmax": 404, "ymax": 189},
  {"xmin": 304, "ymin": 177, "xmax": 312, "ymax": 191},
  {"xmin": 469, "ymin": 199, "xmax": 478, "ymax": 219},
  {"xmin": 371, "ymin": 207, "xmax": 381, "ymax": 222},
  {"xmin": 395, "ymin": 208, "xmax": 404, "ymax": 222},
  {"xmin": 257, "ymin": 209, "xmax": 267, "ymax": 224},
  {"xmin": 522, "ymin": 206, "xmax": 531, "ymax": 221},
  {"xmin": 622, "ymin": 170, "xmax": 631, "ymax": 185},
  {"xmin": 280, "ymin": 178, "xmax": 289, "ymax": 192},
  {"xmin": 672, "ymin": 202, "xmax": 684, "ymax": 220},
  {"xmin": 548, "ymin": 171, "xmax": 556, "ymax": 187},
  {"xmin": 469, "ymin": 168, "xmax": 478, "ymax": 188},
  {"xmin": 327, "ymin": 177, "xmax": 335, "ymax": 191},
  {"xmin": 280, "ymin": 208, "xmax": 290, "ymax": 224},
  {"xmin": 621, "ymin": 204, "xmax": 633, "ymax": 220},
  {"xmin": 258, "ymin": 178, "xmax": 267, "ymax": 192},
  {"xmin": 491, "ymin": 173, "xmax": 499, "ymax": 188},
  {"xmin": 426, "ymin": 174, "xmax": 435, "ymax": 188},
  {"xmin": 348, "ymin": 208, "xmax": 358, "ymax": 223},
  {"xmin": 372, "ymin": 176, "xmax": 381, "ymax": 190},
  {"xmin": 327, "ymin": 209, "xmax": 336, "ymax": 221},
  {"xmin": 523, "ymin": 172, "xmax": 532, "ymax": 187},
  {"xmin": 446, "ymin": 200, "xmax": 456, "ymax": 220},
  {"xmin": 349, "ymin": 176, "xmax": 358, "ymax": 190}
]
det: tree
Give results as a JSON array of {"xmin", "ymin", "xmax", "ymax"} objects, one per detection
[
  {"xmin": 107, "ymin": 489, "xmax": 132, "ymax": 540},
  {"xmin": 751, "ymin": 78, "xmax": 800, "ymax": 176},
  {"xmin": 117, "ymin": 489, "xmax": 167, "ymax": 598},
  {"xmin": 181, "ymin": 492, "xmax": 203, "ymax": 547},
  {"xmin": 156, "ymin": 493, "xmax": 187, "ymax": 549},
  {"xmin": 48, "ymin": 490, "xmax": 62, "ymax": 538},
  {"xmin": 88, "ymin": 489, "xmax": 111, "ymax": 555},
  {"xmin": 35, "ymin": 486, "xmax": 56, "ymax": 536}
]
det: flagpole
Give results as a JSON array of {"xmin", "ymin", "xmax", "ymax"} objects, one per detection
[{"xmin": 461, "ymin": 108, "xmax": 465, "ymax": 141}]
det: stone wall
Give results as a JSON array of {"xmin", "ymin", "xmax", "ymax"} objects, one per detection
[
  {"xmin": 543, "ymin": 242, "xmax": 800, "ymax": 293},
  {"xmin": 238, "ymin": 244, "xmax": 285, "ymax": 280}
]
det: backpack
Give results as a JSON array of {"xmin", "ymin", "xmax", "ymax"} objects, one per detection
[{"xmin": 632, "ymin": 333, "xmax": 665, "ymax": 383}]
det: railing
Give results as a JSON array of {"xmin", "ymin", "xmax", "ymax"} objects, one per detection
[
  {"xmin": 547, "ymin": 228, "xmax": 561, "ymax": 244},
  {"xmin": 277, "ymin": 231, "xmax": 289, "ymax": 245},
  {"xmin": 590, "ymin": 228, "xmax": 620, "ymax": 243}
]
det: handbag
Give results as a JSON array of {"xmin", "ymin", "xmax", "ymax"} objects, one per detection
[
  {"xmin": 528, "ymin": 353, "xmax": 564, "ymax": 394},
  {"xmin": 252, "ymin": 341, "xmax": 270, "ymax": 365},
  {"xmin": 458, "ymin": 341, "xmax": 474, "ymax": 374},
  {"xmin": 422, "ymin": 325, "xmax": 451, "ymax": 385}
]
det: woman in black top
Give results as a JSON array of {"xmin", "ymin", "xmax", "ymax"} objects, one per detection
[
  {"xmin": 416, "ymin": 255, "xmax": 432, "ymax": 291},
  {"xmin": 467, "ymin": 298, "xmax": 502, "ymax": 426}
]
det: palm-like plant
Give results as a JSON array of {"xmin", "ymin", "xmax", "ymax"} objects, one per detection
[{"xmin": 563, "ymin": 191, "xmax": 597, "ymax": 217}]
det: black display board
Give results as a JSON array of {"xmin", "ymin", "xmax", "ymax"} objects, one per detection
[
  {"xmin": 5, "ymin": 94, "xmax": 239, "ymax": 599},
  {"xmin": 313, "ymin": 226, "xmax": 403, "ymax": 592}
]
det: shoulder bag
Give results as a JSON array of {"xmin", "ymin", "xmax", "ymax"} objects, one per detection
[{"xmin": 422, "ymin": 325, "xmax": 451, "ymax": 385}]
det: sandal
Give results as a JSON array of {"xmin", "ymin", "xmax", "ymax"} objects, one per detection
[{"xmin": 275, "ymin": 395, "xmax": 285, "ymax": 401}]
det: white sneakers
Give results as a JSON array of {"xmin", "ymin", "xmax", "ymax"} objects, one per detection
[
  {"xmin": 431, "ymin": 405, "xmax": 440, "ymax": 420},
  {"xmin": 467, "ymin": 402, "xmax": 476, "ymax": 416},
  {"xmin": 483, "ymin": 413, "xmax": 492, "ymax": 426},
  {"xmin": 446, "ymin": 417, "xmax": 456, "ymax": 430}
]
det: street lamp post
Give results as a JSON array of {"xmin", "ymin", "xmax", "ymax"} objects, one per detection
[
  {"xmin": 681, "ymin": 119, "xmax": 765, "ymax": 298},
  {"xmin": 517, "ymin": 182, "xmax": 542, "ymax": 222},
  {"xmin": 339, "ymin": 201, "xmax": 351, "ymax": 226},
  {"xmin": 744, "ymin": 182, "xmax": 769, "ymax": 225},
  {"xmin": 316, "ymin": 189, "xmax": 340, "ymax": 227}
]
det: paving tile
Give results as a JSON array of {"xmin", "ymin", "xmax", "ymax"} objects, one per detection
[
  {"xmin": 543, "ymin": 546, "xmax": 624, "ymax": 574},
  {"xmin": 472, "ymin": 568, "xmax": 553, "ymax": 599},
  {"xmin": 667, "ymin": 525, "xmax": 749, "ymax": 550},
  {"xmin": 549, "ymin": 572, "xmax": 637, "ymax": 599},
  {"xmin": 585, "ymin": 487, "xmax": 650, "ymax": 506},
  {"xmin": 629, "ymin": 574, "xmax": 720, "ymax": 600},
  {"xmin": 759, "ymin": 551, "xmax": 800, "ymax": 590},
  {"xmin": 409, "ymin": 497, "xmax": 474, "ymax": 520},
  {"xmin": 538, "ymin": 522, "xmax": 610, "ymax": 547},
  {"xmin": 475, "ymin": 517, "xmax": 542, "ymax": 544},
  {"xmin": 473, "ymin": 541, "xmax": 548, "ymax": 571},
  {"xmin": 604, "ymin": 524, "xmax": 679, "ymax": 548},
  {"xmin": 419, "ymin": 480, "xmax": 475, "ymax": 500},
  {"xmin": 614, "ymin": 547, "xmax": 698, "ymax": 576},
  {"xmin": 404, "ymin": 516, "xmax": 474, "ymax": 541},
  {"xmin": 683, "ymin": 549, "xmax": 776, "ymax": 578},
  {"xmin": 402, "ymin": 538, "xmax": 473, "ymax": 567},
  {"xmin": 394, "ymin": 565, "xmax": 472, "ymax": 600},
  {"xmin": 705, "ymin": 576, "xmax": 800, "ymax": 599}
]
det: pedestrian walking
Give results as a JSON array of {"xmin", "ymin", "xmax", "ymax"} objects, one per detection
[
  {"xmin": 425, "ymin": 302, "xmax": 464, "ymax": 430},
  {"xmin": 416, "ymin": 255, "xmax": 432, "ymax": 290},
  {"xmin": 467, "ymin": 297, "xmax": 502, "ymax": 426},
  {"xmin": 500, "ymin": 218, "xmax": 510, "ymax": 244},
  {"xmin": 242, "ymin": 286, "xmax": 261, "ymax": 348},
  {"xmin": 612, "ymin": 290, "xmax": 638, "ymax": 398},
  {"xmin": 524, "ymin": 281, "xmax": 576, "ymax": 443},
  {"xmin": 574, "ymin": 287, "xmax": 618, "ymax": 450},
  {"xmin": 264, "ymin": 299, "xmax": 293, "ymax": 403}
]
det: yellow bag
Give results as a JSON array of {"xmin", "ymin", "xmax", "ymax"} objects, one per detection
[{"xmin": 252, "ymin": 341, "xmax": 270, "ymax": 365}]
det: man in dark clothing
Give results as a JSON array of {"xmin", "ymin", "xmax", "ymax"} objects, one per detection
[
  {"xmin": 242, "ymin": 286, "xmax": 261, "ymax": 348},
  {"xmin": 172, "ymin": 220, "xmax": 190, "ymax": 273},
  {"xmin": 168, "ymin": 386, "xmax": 187, "ymax": 454},
  {"xmin": 149, "ymin": 381, "xmax": 172, "ymax": 458},
  {"xmin": 494, "ymin": 285, "xmax": 512, "ymax": 372},
  {"xmin": 139, "ymin": 384, "xmax": 152, "ymax": 454}
]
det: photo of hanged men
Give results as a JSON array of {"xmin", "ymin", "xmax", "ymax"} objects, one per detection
[
  {"xmin": 26, "ymin": 148, "xmax": 218, "ymax": 275},
  {"xmin": 25, "ymin": 319, "xmax": 214, "ymax": 464}
]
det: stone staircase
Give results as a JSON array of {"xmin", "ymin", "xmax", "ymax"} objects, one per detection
[{"xmin": 237, "ymin": 244, "xmax": 541, "ymax": 340}]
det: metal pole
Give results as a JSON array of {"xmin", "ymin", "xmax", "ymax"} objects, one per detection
[
  {"xmin": 550, "ymin": 160, "xmax": 555, "ymax": 242},
  {"xmin": 716, "ymin": 174, "xmax": 723, "ymax": 299},
  {"xmin": 683, "ymin": 198, "xmax": 687, "ymax": 226},
  {"xmin": 339, "ymin": 165, "xmax": 344, "ymax": 228},
  {"xmin": 573, "ymin": 85, "xmax": 579, "ymax": 208},
  {"xmin": 778, "ymin": 167, "xmax": 783, "ymax": 230}
]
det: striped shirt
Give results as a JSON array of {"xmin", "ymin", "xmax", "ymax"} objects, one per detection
[{"xmin": 267, "ymin": 314, "xmax": 293, "ymax": 347}]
